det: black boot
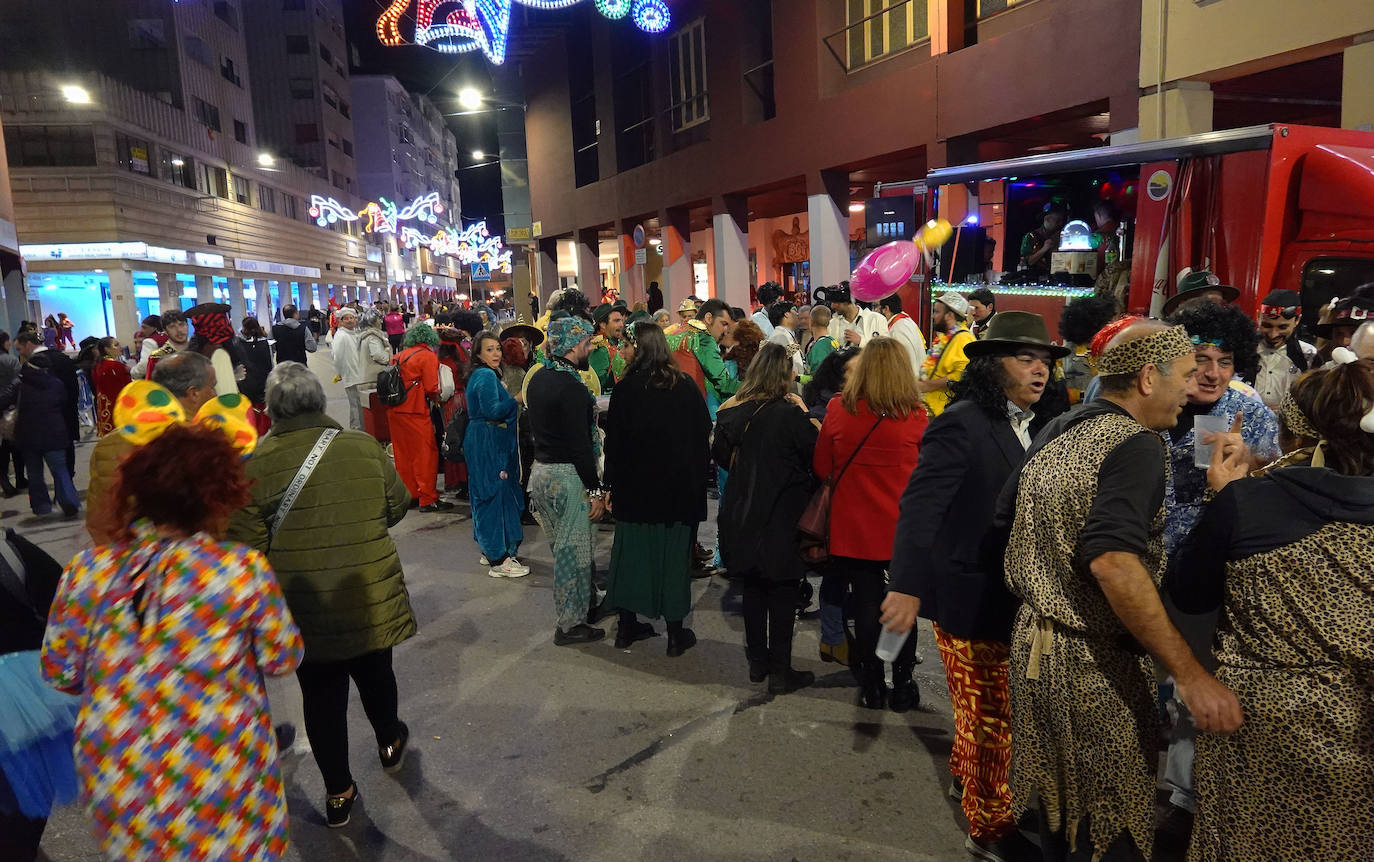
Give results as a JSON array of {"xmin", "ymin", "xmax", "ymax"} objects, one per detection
[
  {"xmin": 767, "ymin": 666, "xmax": 815, "ymax": 695},
  {"xmin": 888, "ymin": 661, "xmax": 920, "ymax": 713},
  {"xmin": 746, "ymin": 649, "xmax": 770, "ymax": 683},
  {"xmin": 665, "ymin": 624, "xmax": 696, "ymax": 657},
  {"xmin": 858, "ymin": 659, "xmax": 888, "ymax": 710}
]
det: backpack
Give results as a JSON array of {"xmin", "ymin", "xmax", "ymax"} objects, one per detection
[{"xmin": 377, "ymin": 350, "xmax": 420, "ymax": 407}]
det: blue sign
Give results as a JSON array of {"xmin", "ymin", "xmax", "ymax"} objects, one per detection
[{"xmin": 471, "ymin": 262, "xmax": 491, "ymax": 282}]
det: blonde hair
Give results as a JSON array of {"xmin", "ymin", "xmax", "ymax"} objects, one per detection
[{"xmin": 842, "ymin": 337, "xmax": 923, "ymax": 418}]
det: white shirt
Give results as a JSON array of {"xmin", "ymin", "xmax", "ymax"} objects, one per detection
[
  {"xmin": 331, "ymin": 325, "xmax": 364, "ymax": 387},
  {"xmin": 767, "ymin": 326, "xmax": 805, "ymax": 378},
  {"xmin": 886, "ymin": 313, "xmax": 927, "ymax": 379},
  {"xmin": 1008, "ymin": 400, "xmax": 1035, "ymax": 450},
  {"xmin": 1254, "ymin": 338, "xmax": 1318, "ymax": 408},
  {"xmin": 751, "ymin": 308, "xmax": 775, "ymax": 337},
  {"xmin": 828, "ymin": 307, "xmax": 887, "ymax": 347}
]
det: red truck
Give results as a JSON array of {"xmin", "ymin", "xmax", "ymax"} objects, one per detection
[{"xmin": 921, "ymin": 123, "xmax": 1374, "ymax": 335}]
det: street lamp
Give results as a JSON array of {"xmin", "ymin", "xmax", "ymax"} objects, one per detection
[
  {"xmin": 257, "ymin": 152, "xmax": 275, "ymax": 167},
  {"xmin": 458, "ymin": 87, "xmax": 483, "ymax": 111},
  {"xmin": 471, "ymin": 150, "xmax": 485, "ymax": 160},
  {"xmin": 60, "ymin": 85, "xmax": 91, "ymax": 104}
]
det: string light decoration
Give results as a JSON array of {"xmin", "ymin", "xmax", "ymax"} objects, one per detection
[
  {"xmin": 376, "ymin": 0, "xmax": 671, "ymax": 64},
  {"xmin": 928, "ymin": 284, "xmax": 1096, "ymax": 299},
  {"xmin": 307, "ymin": 194, "xmax": 511, "ymax": 274}
]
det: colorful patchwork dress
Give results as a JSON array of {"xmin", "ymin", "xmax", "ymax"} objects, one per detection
[{"xmin": 41, "ymin": 522, "xmax": 303, "ymax": 861}]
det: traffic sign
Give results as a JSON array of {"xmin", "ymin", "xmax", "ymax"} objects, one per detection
[
  {"xmin": 472, "ymin": 262, "xmax": 491, "ymax": 281},
  {"xmin": 634, "ymin": 247, "xmax": 648, "ymax": 265}
]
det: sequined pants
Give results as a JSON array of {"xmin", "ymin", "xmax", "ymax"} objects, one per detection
[{"xmin": 529, "ymin": 462, "xmax": 593, "ymax": 632}]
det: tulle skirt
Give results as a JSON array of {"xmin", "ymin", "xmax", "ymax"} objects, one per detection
[{"xmin": 0, "ymin": 651, "xmax": 79, "ymax": 819}]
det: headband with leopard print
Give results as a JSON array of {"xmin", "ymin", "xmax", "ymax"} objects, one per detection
[
  {"xmin": 1095, "ymin": 324, "xmax": 1194, "ymax": 376},
  {"xmin": 1278, "ymin": 390, "xmax": 1319, "ymax": 440}
]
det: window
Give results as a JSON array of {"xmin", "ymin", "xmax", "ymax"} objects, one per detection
[
  {"xmin": 214, "ymin": 1, "xmax": 238, "ymax": 29},
  {"xmin": 612, "ymin": 28, "xmax": 654, "ymax": 171},
  {"xmin": 159, "ymin": 150, "xmax": 196, "ymax": 189},
  {"xmin": 233, "ymin": 119, "xmax": 248, "ymax": 144},
  {"xmin": 192, "ymin": 96, "xmax": 221, "ymax": 132},
  {"xmin": 398, "ymin": 124, "xmax": 413, "ymax": 144},
  {"xmin": 341, "ymin": 138, "xmax": 353, "ymax": 157},
  {"xmin": 289, "ymin": 77, "xmax": 313, "ymax": 99},
  {"xmin": 184, "ymin": 34, "xmax": 213, "ymax": 67},
  {"xmin": 257, "ymin": 185, "xmax": 276, "ymax": 213},
  {"xmin": 331, "ymin": 169, "xmax": 343, "ymax": 190},
  {"xmin": 128, "ymin": 18, "xmax": 166, "ymax": 49},
  {"xmin": 338, "ymin": 100, "xmax": 351, "ymax": 119},
  {"xmin": 669, "ymin": 19, "xmax": 709, "ymax": 131},
  {"xmin": 327, "ymin": 135, "xmax": 339, "ymax": 150},
  {"xmin": 220, "ymin": 57, "xmax": 242, "ymax": 87},
  {"xmin": 3, "ymin": 125, "xmax": 97, "ymax": 167},
  {"xmin": 319, "ymin": 43, "xmax": 332, "ymax": 64},
  {"xmin": 321, "ymin": 82, "xmax": 338, "ymax": 109},
  {"xmin": 115, "ymin": 133, "xmax": 153, "ymax": 175},
  {"xmin": 285, "ymin": 34, "xmax": 309, "ymax": 54},
  {"xmin": 845, "ymin": 0, "xmax": 928, "ymax": 69},
  {"xmin": 200, "ymin": 164, "xmax": 229, "ymax": 199},
  {"xmin": 294, "ymin": 123, "xmax": 319, "ymax": 144},
  {"xmin": 233, "ymin": 175, "xmax": 251, "ymax": 205},
  {"xmin": 741, "ymin": 0, "xmax": 775, "ymax": 123},
  {"xmin": 281, "ymin": 194, "xmax": 298, "ymax": 220}
]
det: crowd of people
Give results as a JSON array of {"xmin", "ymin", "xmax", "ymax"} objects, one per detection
[{"xmin": 0, "ymin": 272, "xmax": 1371, "ymax": 862}]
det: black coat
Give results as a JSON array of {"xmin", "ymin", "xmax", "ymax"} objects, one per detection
[
  {"xmin": 713, "ymin": 398, "xmax": 818, "ymax": 581},
  {"xmin": 888, "ymin": 400, "xmax": 1026, "ymax": 643},
  {"xmin": 0, "ymin": 359, "xmax": 74, "ymax": 453},
  {"xmin": 272, "ymin": 321, "xmax": 309, "ymax": 364},
  {"xmin": 603, "ymin": 367, "xmax": 711, "ymax": 524},
  {"xmin": 234, "ymin": 336, "xmax": 274, "ymax": 403}
]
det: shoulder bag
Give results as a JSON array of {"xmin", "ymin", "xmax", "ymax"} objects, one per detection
[
  {"xmin": 269, "ymin": 429, "xmax": 338, "ymax": 542},
  {"xmin": 798, "ymin": 415, "xmax": 884, "ymax": 568}
]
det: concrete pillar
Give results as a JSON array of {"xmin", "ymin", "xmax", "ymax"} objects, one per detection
[
  {"xmin": 1138, "ymin": 81, "xmax": 1213, "ymax": 142},
  {"xmin": 1343, "ymin": 35, "xmax": 1374, "ymax": 130},
  {"xmin": 193, "ymin": 273, "xmax": 214, "ymax": 304},
  {"xmin": 660, "ymin": 207, "xmax": 692, "ymax": 310},
  {"xmin": 617, "ymin": 218, "xmax": 644, "ymax": 307},
  {"xmin": 712, "ymin": 194, "xmax": 750, "ymax": 309},
  {"xmin": 256, "ymin": 279, "xmax": 271, "ymax": 324},
  {"xmin": 107, "ymin": 267, "xmax": 139, "ymax": 345},
  {"xmin": 575, "ymin": 228, "xmax": 601, "ymax": 298},
  {"xmin": 808, "ymin": 170, "xmax": 851, "ymax": 298},
  {"xmin": 226, "ymin": 276, "xmax": 247, "ymax": 330},
  {"xmin": 156, "ymin": 271, "xmax": 181, "ymax": 315},
  {"xmin": 2, "ymin": 263, "xmax": 26, "ymax": 335},
  {"xmin": 535, "ymin": 238, "xmax": 559, "ymax": 302}
]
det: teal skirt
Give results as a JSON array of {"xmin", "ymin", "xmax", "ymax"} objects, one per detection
[{"xmin": 606, "ymin": 522, "xmax": 693, "ymax": 621}]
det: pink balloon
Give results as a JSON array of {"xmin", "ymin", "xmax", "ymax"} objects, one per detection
[{"xmin": 850, "ymin": 241, "xmax": 920, "ymax": 303}]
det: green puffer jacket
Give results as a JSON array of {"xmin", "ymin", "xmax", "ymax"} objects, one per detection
[{"xmin": 227, "ymin": 412, "xmax": 415, "ymax": 663}]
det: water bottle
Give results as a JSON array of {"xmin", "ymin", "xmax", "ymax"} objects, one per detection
[{"xmin": 875, "ymin": 626, "xmax": 910, "ymax": 662}]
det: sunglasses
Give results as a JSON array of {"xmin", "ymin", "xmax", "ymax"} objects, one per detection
[{"xmin": 1258, "ymin": 304, "xmax": 1299, "ymax": 320}]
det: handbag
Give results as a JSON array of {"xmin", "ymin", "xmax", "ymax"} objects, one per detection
[{"xmin": 798, "ymin": 415, "xmax": 884, "ymax": 568}]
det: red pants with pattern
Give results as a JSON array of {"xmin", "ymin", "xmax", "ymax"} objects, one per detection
[
  {"xmin": 389, "ymin": 410, "xmax": 439, "ymax": 506},
  {"xmin": 933, "ymin": 622, "xmax": 1015, "ymax": 842}
]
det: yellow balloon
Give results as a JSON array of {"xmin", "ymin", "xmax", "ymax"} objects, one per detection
[{"xmin": 916, "ymin": 218, "xmax": 954, "ymax": 250}]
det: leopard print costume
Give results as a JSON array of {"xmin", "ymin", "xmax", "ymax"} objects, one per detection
[
  {"xmin": 1188, "ymin": 520, "xmax": 1374, "ymax": 862},
  {"xmin": 1005, "ymin": 411, "xmax": 1167, "ymax": 859}
]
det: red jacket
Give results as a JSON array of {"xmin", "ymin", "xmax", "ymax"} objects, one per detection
[{"xmin": 813, "ymin": 396, "xmax": 928, "ymax": 561}]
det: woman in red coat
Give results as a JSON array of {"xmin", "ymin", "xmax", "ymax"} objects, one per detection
[
  {"xmin": 390, "ymin": 325, "xmax": 453, "ymax": 512},
  {"xmin": 90, "ymin": 337, "xmax": 131, "ymax": 436},
  {"xmin": 814, "ymin": 336, "xmax": 928, "ymax": 711}
]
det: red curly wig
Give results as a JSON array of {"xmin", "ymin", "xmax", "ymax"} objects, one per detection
[{"xmin": 95, "ymin": 423, "xmax": 253, "ymax": 542}]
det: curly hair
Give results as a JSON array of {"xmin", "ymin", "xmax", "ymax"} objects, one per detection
[
  {"xmin": 501, "ymin": 337, "xmax": 528, "ymax": 368},
  {"xmin": 97, "ymin": 423, "xmax": 252, "ymax": 541},
  {"xmin": 551, "ymin": 287, "xmax": 592, "ymax": 321},
  {"xmin": 1059, "ymin": 295, "xmax": 1121, "ymax": 345},
  {"xmin": 803, "ymin": 346, "xmax": 859, "ymax": 408},
  {"xmin": 725, "ymin": 320, "xmax": 765, "ymax": 374},
  {"xmin": 950, "ymin": 356, "xmax": 1014, "ymax": 419},
  {"xmin": 1167, "ymin": 300, "xmax": 1261, "ymax": 380},
  {"xmin": 1298, "ymin": 358, "xmax": 1374, "ymax": 475},
  {"xmin": 452, "ymin": 310, "xmax": 484, "ymax": 337},
  {"xmin": 402, "ymin": 322, "xmax": 440, "ymax": 350}
]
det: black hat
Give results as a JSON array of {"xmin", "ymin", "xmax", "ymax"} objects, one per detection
[
  {"xmin": 964, "ymin": 311, "xmax": 1070, "ymax": 359},
  {"xmin": 815, "ymin": 283, "xmax": 851, "ymax": 304},
  {"xmin": 1259, "ymin": 289, "xmax": 1302, "ymax": 312},
  {"xmin": 1315, "ymin": 284, "xmax": 1374, "ymax": 337},
  {"xmin": 500, "ymin": 323, "xmax": 544, "ymax": 348},
  {"xmin": 1161, "ymin": 271, "xmax": 1239, "ymax": 317},
  {"xmin": 183, "ymin": 302, "xmax": 231, "ymax": 317}
]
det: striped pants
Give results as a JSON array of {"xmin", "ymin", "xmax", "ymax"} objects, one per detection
[{"xmin": 933, "ymin": 623, "xmax": 1015, "ymax": 842}]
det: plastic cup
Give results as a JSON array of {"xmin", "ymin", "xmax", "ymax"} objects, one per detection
[{"xmin": 1193, "ymin": 414, "xmax": 1230, "ymax": 468}]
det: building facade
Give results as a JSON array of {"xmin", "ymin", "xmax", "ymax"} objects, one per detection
[
  {"xmin": 516, "ymin": 0, "xmax": 1143, "ymax": 312},
  {"xmin": 244, "ymin": 0, "xmax": 358, "ymax": 194}
]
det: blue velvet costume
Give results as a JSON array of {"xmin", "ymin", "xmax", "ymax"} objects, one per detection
[{"xmin": 464, "ymin": 366, "xmax": 524, "ymax": 562}]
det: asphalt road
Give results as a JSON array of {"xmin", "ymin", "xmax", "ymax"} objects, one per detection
[{"xmin": 21, "ymin": 349, "xmax": 970, "ymax": 862}]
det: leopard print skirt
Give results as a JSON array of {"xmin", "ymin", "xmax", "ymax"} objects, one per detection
[{"xmin": 1008, "ymin": 604, "xmax": 1159, "ymax": 859}]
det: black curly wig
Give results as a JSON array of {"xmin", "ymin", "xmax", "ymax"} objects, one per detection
[
  {"xmin": 1059, "ymin": 295, "xmax": 1120, "ymax": 345},
  {"xmin": 803, "ymin": 345, "xmax": 859, "ymax": 409},
  {"xmin": 552, "ymin": 288, "xmax": 592, "ymax": 321},
  {"xmin": 950, "ymin": 356, "xmax": 1014, "ymax": 420},
  {"xmin": 1167, "ymin": 300, "xmax": 1261, "ymax": 380}
]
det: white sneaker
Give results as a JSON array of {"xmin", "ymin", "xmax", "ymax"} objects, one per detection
[
  {"xmin": 479, "ymin": 555, "xmax": 490, "ymax": 566},
  {"xmin": 489, "ymin": 558, "xmax": 530, "ymax": 578}
]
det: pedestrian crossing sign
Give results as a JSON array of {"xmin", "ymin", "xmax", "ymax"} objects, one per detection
[{"xmin": 472, "ymin": 262, "xmax": 491, "ymax": 281}]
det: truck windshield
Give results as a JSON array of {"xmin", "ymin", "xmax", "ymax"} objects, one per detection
[{"xmin": 1300, "ymin": 257, "xmax": 1374, "ymax": 339}]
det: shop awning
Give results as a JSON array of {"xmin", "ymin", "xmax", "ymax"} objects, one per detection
[{"xmin": 1297, "ymin": 143, "xmax": 1374, "ymax": 220}]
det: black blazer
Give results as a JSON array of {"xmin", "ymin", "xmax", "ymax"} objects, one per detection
[
  {"xmin": 603, "ymin": 367, "xmax": 711, "ymax": 525},
  {"xmin": 888, "ymin": 400, "xmax": 1026, "ymax": 643}
]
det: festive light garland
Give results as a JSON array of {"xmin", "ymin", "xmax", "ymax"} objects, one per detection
[
  {"xmin": 308, "ymin": 193, "xmax": 511, "ymax": 274},
  {"xmin": 929, "ymin": 284, "xmax": 1096, "ymax": 299},
  {"xmin": 377, "ymin": 0, "xmax": 671, "ymax": 64}
]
